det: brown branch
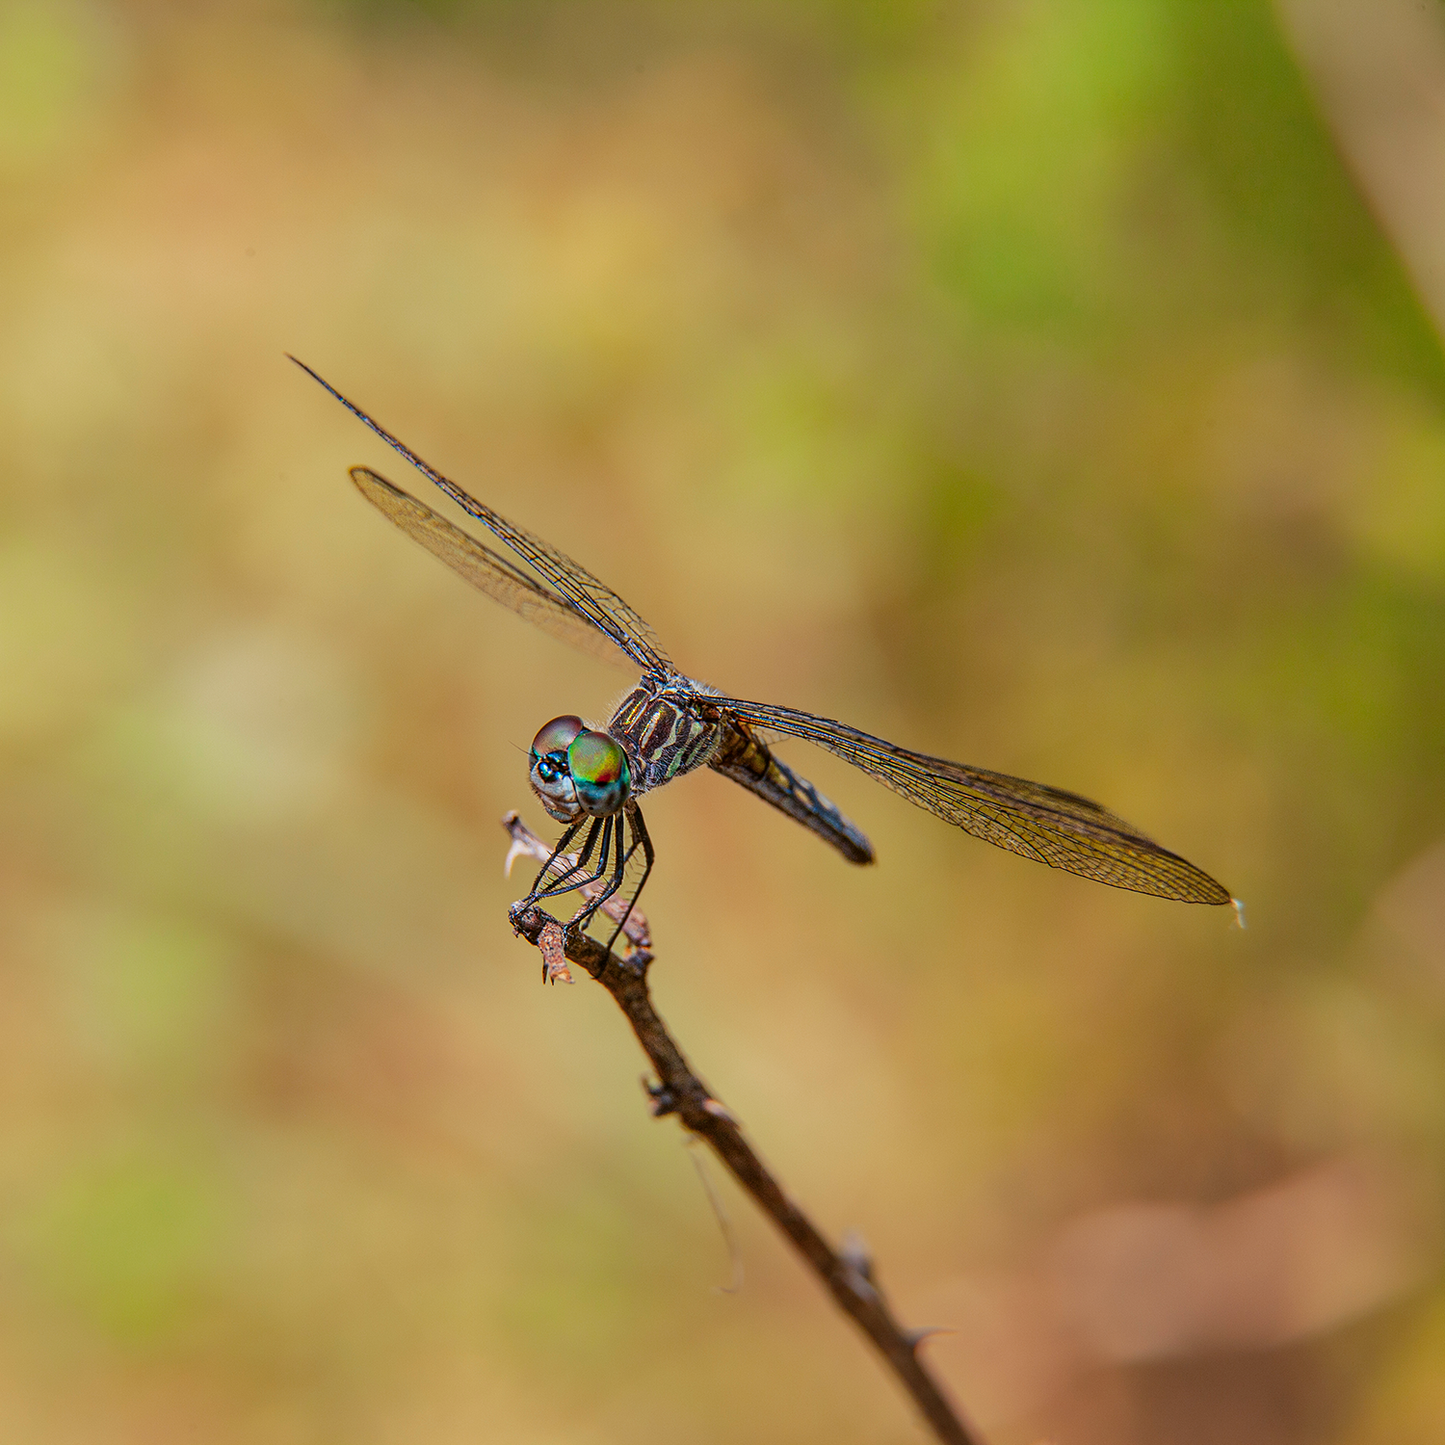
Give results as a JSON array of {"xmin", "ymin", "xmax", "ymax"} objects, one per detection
[{"xmin": 505, "ymin": 826, "xmax": 983, "ymax": 1445}]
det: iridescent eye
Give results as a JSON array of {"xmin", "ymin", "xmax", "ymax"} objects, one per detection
[
  {"xmin": 531, "ymin": 715, "xmax": 584, "ymax": 763},
  {"xmin": 566, "ymin": 730, "xmax": 631, "ymax": 817}
]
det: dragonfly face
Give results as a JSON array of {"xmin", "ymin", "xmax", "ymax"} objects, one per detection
[{"xmin": 529, "ymin": 715, "xmax": 633, "ymax": 823}]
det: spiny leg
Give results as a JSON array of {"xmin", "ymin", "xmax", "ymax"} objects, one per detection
[
  {"xmin": 525, "ymin": 817, "xmax": 617, "ymax": 905},
  {"xmin": 602, "ymin": 804, "xmax": 654, "ymax": 956},
  {"xmin": 570, "ymin": 808, "xmax": 630, "ymax": 933},
  {"xmin": 522, "ymin": 819, "xmax": 585, "ymax": 905},
  {"xmin": 532, "ymin": 817, "xmax": 615, "ymax": 903},
  {"xmin": 532, "ymin": 817, "xmax": 603, "ymax": 899}
]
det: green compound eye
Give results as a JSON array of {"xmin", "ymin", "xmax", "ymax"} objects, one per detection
[
  {"xmin": 566, "ymin": 730, "xmax": 631, "ymax": 817},
  {"xmin": 531, "ymin": 715, "xmax": 584, "ymax": 763}
]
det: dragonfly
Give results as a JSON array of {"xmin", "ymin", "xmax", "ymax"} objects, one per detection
[{"xmin": 294, "ymin": 357, "xmax": 1234, "ymax": 950}]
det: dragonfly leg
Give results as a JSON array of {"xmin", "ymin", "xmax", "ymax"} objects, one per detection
[
  {"xmin": 521, "ymin": 819, "xmax": 584, "ymax": 904},
  {"xmin": 568, "ymin": 810, "xmax": 629, "ymax": 933},
  {"xmin": 601, "ymin": 804, "xmax": 654, "ymax": 956},
  {"xmin": 530, "ymin": 817, "xmax": 616, "ymax": 903}
]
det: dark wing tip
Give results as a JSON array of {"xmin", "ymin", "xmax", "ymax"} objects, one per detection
[
  {"xmin": 1162, "ymin": 865, "xmax": 1233, "ymax": 906},
  {"xmin": 1194, "ymin": 873, "xmax": 1235, "ymax": 906}
]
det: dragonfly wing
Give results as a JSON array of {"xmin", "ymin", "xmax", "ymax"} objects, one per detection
[
  {"xmin": 350, "ymin": 468, "xmax": 633, "ymax": 668},
  {"xmin": 295, "ymin": 357, "xmax": 672, "ymax": 675},
  {"xmin": 713, "ymin": 697, "xmax": 1232, "ymax": 904}
]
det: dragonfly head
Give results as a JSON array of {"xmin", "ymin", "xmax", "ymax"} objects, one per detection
[{"xmin": 529, "ymin": 715, "xmax": 632, "ymax": 822}]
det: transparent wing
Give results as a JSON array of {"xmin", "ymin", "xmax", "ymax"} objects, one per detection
[
  {"xmin": 713, "ymin": 697, "xmax": 1232, "ymax": 904},
  {"xmin": 350, "ymin": 467, "xmax": 633, "ymax": 668},
  {"xmin": 294, "ymin": 357, "xmax": 671, "ymax": 675}
]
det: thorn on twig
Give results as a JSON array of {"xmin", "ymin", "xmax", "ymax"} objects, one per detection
[
  {"xmin": 645, "ymin": 1078, "xmax": 677, "ymax": 1117},
  {"xmin": 835, "ymin": 1230, "xmax": 882, "ymax": 1306},
  {"xmin": 906, "ymin": 1325, "xmax": 957, "ymax": 1352},
  {"xmin": 702, "ymin": 1098, "xmax": 737, "ymax": 1124},
  {"xmin": 840, "ymin": 1228, "xmax": 876, "ymax": 1283}
]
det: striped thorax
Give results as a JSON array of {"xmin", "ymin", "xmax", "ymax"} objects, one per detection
[{"xmin": 606, "ymin": 676, "xmax": 724, "ymax": 795}]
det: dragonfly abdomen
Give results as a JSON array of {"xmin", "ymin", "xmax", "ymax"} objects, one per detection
[{"xmin": 710, "ymin": 719, "xmax": 874, "ymax": 865}]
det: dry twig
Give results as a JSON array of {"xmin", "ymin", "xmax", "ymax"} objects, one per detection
[{"xmin": 505, "ymin": 815, "xmax": 982, "ymax": 1445}]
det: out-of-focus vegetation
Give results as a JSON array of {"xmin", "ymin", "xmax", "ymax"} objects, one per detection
[{"xmin": 1, "ymin": 0, "xmax": 1443, "ymax": 1440}]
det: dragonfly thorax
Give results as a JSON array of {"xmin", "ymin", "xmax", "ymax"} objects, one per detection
[
  {"xmin": 606, "ymin": 680, "xmax": 725, "ymax": 794},
  {"xmin": 528, "ymin": 715, "xmax": 632, "ymax": 822}
]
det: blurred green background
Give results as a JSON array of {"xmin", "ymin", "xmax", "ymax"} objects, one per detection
[{"xmin": 3, "ymin": 0, "xmax": 1444, "ymax": 1440}]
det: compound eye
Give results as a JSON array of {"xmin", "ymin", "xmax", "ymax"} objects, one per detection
[
  {"xmin": 566, "ymin": 730, "xmax": 631, "ymax": 817},
  {"xmin": 530, "ymin": 715, "xmax": 584, "ymax": 763}
]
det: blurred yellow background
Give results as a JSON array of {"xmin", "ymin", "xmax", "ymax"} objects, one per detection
[{"xmin": 2, "ymin": 1, "xmax": 1444, "ymax": 1441}]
